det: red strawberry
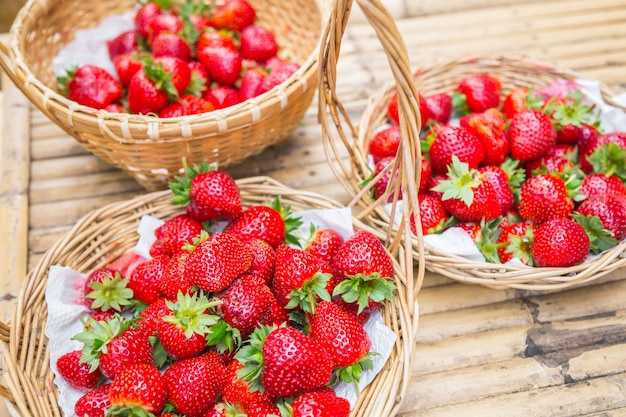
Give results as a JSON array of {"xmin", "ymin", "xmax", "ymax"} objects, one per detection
[
  {"xmin": 74, "ymin": 317, "xmax": 154, "ymax": 380},
  {"xmin": 259, "ymin": 60, "xmax": 299, "ymax": 93},
  {"xmin": 108, "ymin": 363, "xmax": 166, "ymax": 415},
  {"xmin": 518, "ymin": 173, "xmax": 576, "ymax": 225},
  {"xmin": 158, "ymin": 292, "xmax": 221, "ymax": 359},
  {"xmin": 305, "ymin": 228, "xmax": 345, "ymax": 264},
  {"xmin": 158, "ymin": 251, "xmax": 195, "ymax": 300},
  {"xmin": 246, "ymin": 239, "xmax": 276, "ymax": 285},
  {"xmin": 136, "ymin": 297, "xmax": 170, "ymax": 337},
  {"xmin": 74, "ymin": 384, "xmax": 111, "ymax": 417},
  {"xmin": 579, "ymin": 173, "xmax": 626, "ymax": 200},
  {"xmin": 239, "ymin": 67, "xmax": 268, "ymax": 100},
  {"xmin": 209, "ymin": 0, "xmax": 256, "ymax": 32},
  {"xmin": 106, "ymin": 30, "xmax": 138, "ymax": 60},
  {"xmin": 197, "ymin": 45, "xmax": 243, "ymax": 86},
  {"xmin": 203, "ymin": 85, "xmax": 242, "ymax": 109},
  {"xmin": 151, "ymin": 214, "xmax": 204, "ymax": 257},
  {"xmin": 246, "ymin": 401, "xmax": 281, "ymax": 417},
  {"xmin": 164, "ymin": 354, "xmax": 227, "ymax": 417},
  {"xmin": 113, "ymin": 52, "xmax": 144, "ymax": 87},
  {"xmin": 128, "ymin": 254, "xmax": 169, "ymax": 305},
  {"xmin": 501, "ymin": 86, "xmax": 544, "ymax": 119},
  {"xmin": 424, "ymin": 92, "xmax": 453, "ymax": 124},
  {"xmin": 478, "ymin": 165, "xmax": 515, "ymax": 215},
  {"xmin": 258, "ymin": 295, "xmax": 290, "ymax": 327},
  {"xmin": 83, "ymin": 267, "xmax": 133, "ymax": 313},
  {"xmin": 56, "ymin": 350, "xmax": 103, "ymax": 392},
  {"xmin": 186, "ymin": 232, "xmax": 253, "ymax": 292},
  {"xmin": 290, "ymin": 388, "xmax": 351, "ymax": 417},
  {"xmin": 222, "ymin": 360, "xmax": 276, "ymax": 412},
  {"xmin": 369, "ymin": 125, "xmax": 401, "ymax": 162},
  {"xmin": 387, "ymin": 91, "xmax": 429, "ymax": 126},
  {"xmin": 220, "ymin": 274, "xmax": 274, "ymax": 336},
  {"xmin": 576, "ymin": 193, "xmax": 626, "ymax": 241},
  {"xmin": 196, "ymin": 30, "xmax": 238, "ymax": 52},
  {"xmin": 152, "ymin": 33, "xmax": 193, "ymax": 61},
  {"xmin": 460, "ymin": 108, "xmax": 509, "ymax": 166},
  {"xmin": 330, "ymin": 230, "xmax": 396, "ymax": 313},
  {"xmin": 135, "ymin": 2, "xmax": 162, "ymax": 38},
  {"xmin": 156, "ymin": 56, "xmax": 192, "ymax": 96},
  {"xmin": 272, "ymin": 244, "xmax": 335, "ymax": 312},
  {"xmin": 523, "ymin": 144, "xmax": 577, "ymax": 177},
  {"xmin": 411, "ymin": 193, "xmax": 450, "ymax": 235},
  {"xmin": 146, "ymin": 13, "xmax": 184, "ymax": 45},
  {"xmin": 496, "ymin": 221, "xmax": 533, "ymax": 265},
  {"xmin": 104, "ymin": 102, "xmax": 126, "ymax": 113},
  {"xmin": 235, "ymin": 325, "xmax": 333, "ymax": 398},
  {"xmin": 577, "ymin": 123, "xmax": 600, "ymax": 154},
  {"xmin": 57, "ymin": 65, "xmax": 123, "ymax": 110},
  {"xmin": 188, "ymin": 60, "xmax": 211, "ymax": 92},
  {"xmin": 532, "ymin": 217, "xmax": 590, "ymax": 267},
  {"xmin": 580, "ymin": 132, "xmax": 626, "ymax": 178},
  {"xmin": 159, "ymin": 94, "xmax": 216, "ymax": 117},
  {"xmin": 432, "ymin": 156, "xmax": 501, "ymax": 223},
  {"xmin": 543, "ymin": 90, "xmax": 599, "ymax": 144},
  {"xmin": 456, "ymin": 73, "xmax": 502, "ymax": 113},
  {"xmin": 308, "ymin": 301, "xmax": 371, "ymax": 375},
  {"xmin": 240, "ymin": 25, "xmax": 279, "ymax": 61},
  {"xmin": 427, "ymin": 125, "xmax": 485, "ymax": 174},
  {"xmin": 127, "ymin": 66, "xmax": 171, "ymax": 114},
  {"xmin": 224, "ymin": 197, "xmax": 303, "ymax": 249},
  {"xmin": 372, "ymin": 156, "xmax": 399, "ymax": 203},
  {"xmin": 508, "ymin": 109, "xmax": 557, "ymax": 162}
]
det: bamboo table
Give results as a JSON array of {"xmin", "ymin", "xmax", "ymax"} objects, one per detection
[{"xmin": 2, "ymin": 0, "xmax": 626, "ymax": 415}]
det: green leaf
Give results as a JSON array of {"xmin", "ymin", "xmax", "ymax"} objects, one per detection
[
  {"xmin": 572, "ymin": 213, "xmax": 618, "ymax": 254},
  {"xmin": 332, "ymin": 273, "xmax": 397, "ymax": 314}
]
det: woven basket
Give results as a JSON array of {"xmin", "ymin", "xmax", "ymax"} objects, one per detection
[
  {"xmin": 0, "ymin": 176, "xmax": 419, "ymax": 417},
  {"xmin": 0, "ymin": 0, "xmax": 329, "ymax": 191},
  {"xmin": 322, "ymin": 52, "xmax": 626, "ymax": 291}
]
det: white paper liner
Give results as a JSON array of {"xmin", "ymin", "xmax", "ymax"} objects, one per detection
[{"xmin": 46, "ymin": 207, "xmax": 397, "ymax": 415}]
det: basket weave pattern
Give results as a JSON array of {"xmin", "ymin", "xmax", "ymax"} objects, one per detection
[
  {"xmin": 0, "ymin": 176, "xmax": 418, "ymax": 417},
  {"xmin": 0, "ymin": 0, "xmax": 327, "ymax": 191},
  {"xmin": 324, "ymin": 52, "xmax": 626, "ymax": 290}
]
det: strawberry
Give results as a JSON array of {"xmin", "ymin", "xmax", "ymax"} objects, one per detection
[
  {"xmin": 235, "ymin": 325, "xmax": 333, "ymax": 398},
  {"xmin": 543, "ymin": 90, "xmax": 599, "ymax": 144},
  {"xmin": 151, "ymin": 214, "xmax": 204, "ymax": 257},
  {"xmin": 455, "ymin": 73, "xmax": 502, "ymax": 113},
  {"xmin": 106, "ymin": 30, "xmax": 138, "ymax": 60},
  {"xmin": 171, "ymin": 161, "xmax": 243, "ymax": 222},
  {"xmin": 220, "ymin": 274, "xmax": 274, "ymax": 336},
  {"xmin": 246, "ymin": 239, "xmax": 277, "ymax": 285},
  {"xmin": 159, "ymin": 94, "xmax": 216, "ymax": 117},
  {"xmin": 188, "ymin": 60, "xmax": 211, "ymax": 92},
  {"xmin": 387, "ymin": 90, "xmax": 429, "ymax": 126},
  {"xmin": 418, "ymin": 156, "xmax": 432, "ymax": 193},
  {"xmin": 152, "ymin": 32, "xmax": 193, "ymax": 61},
  {"xmin": 501, "ymin": 86, "xmax": 543, "ymax": 119},
  {"xmin": 369, "ymin": 125, "xmax": 402, "ymax": 162},
  {"xmin": 222, "ymin": 360, "xmax": 276, "ymax": 412},
  {"xmin": 478, "ymin": 164, "xmax": 516, "ymax": 215},
  {"xmin": 432, "ymin": 156, "xmax": 501, "ymax": 223},
  {"xmin": 290, "ymin": 387, "xmax": 351, "ymax": 417},
  {"xmin": 203, "ymin": 85, "xmax": 242, "ymax": 109},
  {"xmin": 518, "ymin": 173, "xmax": 577, "ymax": 225},
  {"xmin": 209, "ymin": 0, "xmax": 256, "ymax": 32},
  {"xmin": 135, "ymin": 2, "xmax": 162, "ymax": 38},
  {"xmin": 576, "ymin": 123, "xmax": 600, "ymax": 154},
  {"xmin": 308, "ymin": 301, "xmax": 372, "ymax": 385},
  {"xmin": 239, "ymin": 67, "xmax": 268, "ymax": 100},
  {"xmin": 240, "ymin": 25, "xmax": 279, "ymax": 61},
  {"xmin": 272, "ymin": 244, "xmax": 335, "ymax": 313},
  {"xmin": 259, "ymin": 60, "xmax": 299, "ymax": 93},
  {"xmin": 83, "ymin": 267, "xmax": 133, "ymax": 313},
  {"xmin": 196, "ymin": 30, "xmax": 238, "ymax": 52},
  {"xmin": 104, "ymin": 102, "xmax": 126, "ymax": 113},
  {"xmin": 258, "ymin": 295, "xmax": 290, "ymax": 328},
  {"xmin": 460, "ymin": 108, "xmax": 509, "ymax": 166},
  {"xmin": 372, "ymin": 156, "xmax": 400, "ymax": 203},
  {"xmin": 508, "ymin": 109, "xmax": 557, "ymax": 162},
  {"xmin": 496, "ymin": 221, "xmax": 533, "ymax": 265},
  {"xmin": 523, "ymin": 144, "xmax": 577, "ymax": 177},
  {"xmin": 74, "ymin": 384, "xmax": 111, "ymax": 417},
  {"xmin": 73, "ymin": 317, "xmax": 154, "ymax": 380},
  {"xmin": 411, "ymin": 193, "xmax": 450, "ymax": 235},
  {"xmin": 224, "ymin": 197, "xmax": 303, "ymax": 249},
  {"xmin": 580, "ymin": 132, "xmax": 626, "ymax": 180},
  {"xmin": 197, "ymin": 45, "xmax": 243, "ymax": 86},
  {"xmin": 246, "ymin": 401, "xmax": 281, "ymax": 417},
  {"xmin": 113, "ymin": 52, "xmax": 144, "ymax": 87},
  {"xmin": 56, "ymin": 350, "xmax": 103, "ymax": 392},
  {"xmin": 136, "ymin": 297, "xmax": 170, "ymax": 337},
  {"xmin": 424, "ymin": 92, "xmax": 452, "ymax": 125},
  {"xmin": 305, "ymin": 227, "xmax": 345, "ymax": 264},
  {"xmin": 127, "ymin": 63, "xmax": 173, "ymax": 114},
  {"xmin": 108, "ymin": 363, "xmax": 167, "ymax": 415},
  {"xmin": 576, "ymin": 193, "xmax": 626, "ymax": 241},
  {"xmin": 579, "ymin": 173, "xmax": 626, "ymax": 200},
  {"xmin": 164, "ymin": 354, "xmax": 227, "ymax": 417},
  {"xmin": 531, "ymin": 217, "xmax": 590, "ymax": 267},
  {"xmin": 156, "ymin": 56, "xmax": 192, "ymax": 96},
  {"xmin": 330, "ymin": 230, "xmax": 396, "ymax": 313},
  {"xmin": 57, "ymin": 65, "xmax": 123, "ymax": 110},
  {"xmin": 158, "ymin": 251, "xmax": 196, "ymax": 300},
  {"xmin": 147, "ymin": 13, "xmax": 184, "ymax": 45},
  {"xmin": 426, "ymin": 125, "xmax": 485, "ymax": 174},
  {"xmin": 158, "ymin": 291, "xmax": 220, "ymax": 359},
  {"xmin": 128, "ymin": 254, "xmax": 169, "ymax": 305}
]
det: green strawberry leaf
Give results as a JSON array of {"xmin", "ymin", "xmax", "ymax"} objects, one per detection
[
  {"xmin": 285, "ymin": 272, "xmax": 332, "ymax": 313},
  {"xmin": 587, "ymin": 143, "xmax": 626, "ymax": 181},
  {"xmin": 474, "ymin": 218, "xmax": 505, "ymax": 264},
  {"xmin": 332, "ymin": 273, "xmax": 396, "ymax": 314},
  {"xmin": 271, "ymin": 196, "xmax": 304, "ymax": 248},
  {"xmin": 431, "ymin": 156, "xmax": 480, "ymax": 206},
  {"xmin": 163, "ymin": 291, "xmax": 221, "ymax": 338},
  {"xmin": 205, "ymin": 318, "xmax": 242, "ymax": 353},
  {"xmin": 235, "ymin": 324, "xmax": 278, "ymax": 392},
  {"xmin": 85, "ymin": 272, "xmax": 134, "ymax": 312},
  {"xmin": 572, "ymin": 213, "xmax": 618, "ymax": 255}
]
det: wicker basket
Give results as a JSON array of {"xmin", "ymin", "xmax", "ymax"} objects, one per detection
[
  {"xmin": 321, "ymin": 51, "xmax": 626, "ymax": 291},
  {"xmin": 0, "ymin": 0, "xmax": 330, "ymax": 191},
  {"xmin": 0, "ymin": 176, "xmax": 419, "ymax": 417}
]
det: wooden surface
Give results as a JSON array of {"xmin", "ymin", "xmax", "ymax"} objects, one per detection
[{"xmin": 2, "ymin": 0, "xmax": 626, "ymax": 415}]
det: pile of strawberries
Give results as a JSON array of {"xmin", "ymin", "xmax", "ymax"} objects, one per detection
[
  {"xmin": 370, "ymin": 74, "xmax": 626, "ymax": 268},
  {"xmin": 57, "ymin": 0, "xmax": 300, "ymax": 117},
  {"xmin": 54, "ymin": 163, "xmax": 397, "ymax": 417}
]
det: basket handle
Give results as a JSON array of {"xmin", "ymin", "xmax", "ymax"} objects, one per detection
[
  {"xmin": 318, "ymin": 0, "xmax": 425, "ymax": 292},
  {"xmin": 0, "ymin": 321, "xmax": 14, "ymax": 402}
]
